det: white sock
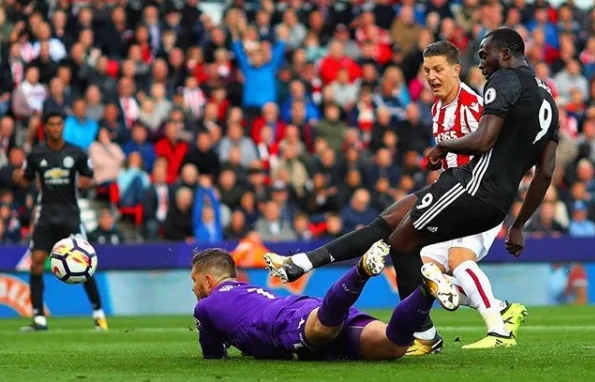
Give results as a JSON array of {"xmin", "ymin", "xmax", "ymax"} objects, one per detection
[
  {"xmin": 413, "ymin": 326, "xmax": 437, "ymax": 341},
  {"xmin": 93, "ymin": 309, "xmax": 105, "ymax": 320},
  {"xmin": 33, "ymin": 315, "xmax": 47, "ymax": 326},
  {"xmin": 452, "ymin": 261, "xmax": 508, "ymax": 336},
  {"xmin": 292, "ymin": 253, "xmax": 313, "ymax": 272},
  {"xmin": 444, "ymin": 274, "xmax": 476, "ymax": 308}
]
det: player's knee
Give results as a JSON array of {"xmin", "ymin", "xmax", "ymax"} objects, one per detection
[
  {"xmin": 311, "ymin": 318, "xmax": 342, "ymax": 342},
  {"xmin": 448, "ymin": 248, "xmax": 477, "ymax": 271},
  {"xmin": 30, "ymin": 262, "xmax": 44, "ymax": 275}
]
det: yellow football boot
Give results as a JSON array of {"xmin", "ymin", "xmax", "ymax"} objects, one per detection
[
  {"xmin": 501, "ymin": 303, "xmax": 528, "ymax": 337},
  {"xmin": 462, "ymin": 333, "xmax": 516, "ymax": 349},
  {"xmin": 406, "ymin": 334, "xmax": 444, "ymax": 356}
]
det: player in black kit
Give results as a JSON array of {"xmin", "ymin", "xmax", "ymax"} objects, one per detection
[
  {"xmin": 13, "ymin": 110, "xmax": 108, "ymax": 331},
  {"xmin": 267, "ymin": 28, "xmax": 558, "ymax": 346}
]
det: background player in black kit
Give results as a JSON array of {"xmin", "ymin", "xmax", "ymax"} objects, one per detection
[
  {"xmin": 13, "ymin": 110, "xmax": 108, "ymax": 332},
  {"xmin": 267, "ymin": 28, "xmax": 558, "ymax": 346}
]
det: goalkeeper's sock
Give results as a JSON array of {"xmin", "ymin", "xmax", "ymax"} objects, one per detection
[
  {"xmin": 386, "ymin": 287, "xmax": 434, "ymax": 346},
  {"xmin": 83, "ymin": 277, "xmax": 102, "ymax": 310},
  {"xmin": 317, "ymin": 267, "xmax": 368, "ymax": 327}
]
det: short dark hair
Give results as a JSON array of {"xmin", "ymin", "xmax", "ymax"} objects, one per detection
[
  {"xmin": 423, "ymin": 40, "xmax": 461, "ymax": 65},
  {"xmin": 42, "ymin": 110, "xmax": 65, "ymax": 124},
  {"xmin": 484, "ymin": 28, "xmax": 525, "ymax": 57},
  {"xmin": 191, "ymin": 248, "xmax": 237, "ymax": 278}
]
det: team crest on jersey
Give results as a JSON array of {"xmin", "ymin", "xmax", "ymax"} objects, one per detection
[
  {"xmin": 484, "ymin": 88, "xmax": 496, "ymax": 104},
  {"xmin": 40, "ymin": 159, "xmax": 48, "ymax": 168},
  {"xmin": 63, "ymin": 156, "xmax": 75, "ymax": 168}
]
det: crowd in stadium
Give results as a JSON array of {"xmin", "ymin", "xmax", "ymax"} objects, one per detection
[{"xmin": 0, "ymin": 0, "xmax": 595, "ymax": 244}]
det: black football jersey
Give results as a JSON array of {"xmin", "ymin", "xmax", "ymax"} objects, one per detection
[
  {"xmin": 23, "ymin": 143, "xmax": 93, "ymax": 223},
  {"xmin": 452, "ymin": 66, "xmax": 560, "ymax": 213}
]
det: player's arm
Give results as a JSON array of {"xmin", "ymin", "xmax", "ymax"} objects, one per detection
[
  {"xmin": 194, "ymin": 303, "xmax": 228, "ymax": 359},
  {"xmin": 506, "ymin": 139, "xmax": 557, "ymax": 256},
  {"xmin": 12, "ymin": 154, "xmax": 35, "ymax": 188},
  {"xmin": 433, "ymin": 70, "xmax": 522, "ymax": 158},
  {"xmin": 436, "ymin": 114, "xmax": 504, "ymax": 155},
  {"xmin": 76, "ymin": 152, "xmax": 95, "ymax": 190}
]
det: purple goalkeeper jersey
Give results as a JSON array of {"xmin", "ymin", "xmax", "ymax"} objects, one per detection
[{"xmin": 194, "ymin": 280, "xmax": 321, "ymax": 359}]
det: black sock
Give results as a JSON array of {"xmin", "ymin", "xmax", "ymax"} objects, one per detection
[
  {"xmin": 306, "ymin": 217, "xmax": 393, "ymax": 268},
  {"xmin": 30, "ymin": 274, "xmax": 44, "ymax": 316},
  {"xmin": 391, "ymin": 248, "xmax": 435, "ymax": 332},
  {"xmin": 83, "ymin": 277, "xmax": 102, "ymax": 310}
]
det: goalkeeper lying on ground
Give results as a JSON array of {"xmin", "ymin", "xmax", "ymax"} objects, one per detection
[{"xmin": 192, "ymin": 241, "xmax": 459, "ymax": 360}]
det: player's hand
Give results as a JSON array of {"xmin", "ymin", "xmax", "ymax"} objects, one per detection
[
  {"xmin": 426, "ymin": 146, "xmax": 446, "ymax": 170},
  {"xmin": 505, "ymin": 226, "xmax": 525, "ymax": 257}
]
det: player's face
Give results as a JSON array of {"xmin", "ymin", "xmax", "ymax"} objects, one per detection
[
  {"xmin": 45, "ymin": 116, "xmax": 64, "ymax": 141},
  {"xmin": 191, "ymin": 268, "xmax": 214, "ymax": 299},
  {"xmin": 478, "ymin": 37, "xmax": 502, "ymax": 80},
  {"xmin": 423, "ymin": 55, "xmax": 460, "ymax": 100}
]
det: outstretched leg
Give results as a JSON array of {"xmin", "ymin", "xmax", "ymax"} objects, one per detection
[
  {"xmin": 304, "ymin": 241, "xmax": 389, "ymax": 347},
  {"xmin": 266, "ymin": 195, "xmax": 417, "ymax": 282}
]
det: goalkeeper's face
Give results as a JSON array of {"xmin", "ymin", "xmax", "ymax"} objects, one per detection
[{"xmin": 191, "ymin": 268, "xmax": 215, "ymax": 300}]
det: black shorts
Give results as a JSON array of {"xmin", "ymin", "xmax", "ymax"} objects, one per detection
[
  {"xmin": 30, "ymin": 220, "xmax": 86, "ymax": 253},
  {"xmin": 410, "ymin": 171, "xmax": 506, "ymax": 247}
]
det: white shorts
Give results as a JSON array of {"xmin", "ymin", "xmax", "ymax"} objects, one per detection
[{"xmin": 420, "ymin": 224, "xmax": 502, "ymax": 273}]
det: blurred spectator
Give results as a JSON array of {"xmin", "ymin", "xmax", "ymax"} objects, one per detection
[
  {"xmin": 271, "ymin": 144, "xmax": 308, "ymax": 197},
  {"xmin": 163, "ymin": 187, "xmax": 194, "ymax": 242},
  {"xmin": 319, "ymin": 41, "xmax": 361, "ymax": 85},
  {"xmin": 173, "ymin": 163, "xmax": 199, "ymax": 196},
  {"xmin": 155, "ymin": 122, "xmax": 189, "ymax": 184},
  {"xmin": 300, "ymin": 172, "xmax": 339, "ymax": 218},
  {"xmin": 184, "ymin": 131, "xmax": 221, "ymax": 181},
  {"xmin": 117, "ymin": 152, "xmax": 150, "ymax": 208},
  {"xmin": 0, "ymin": 201, "xmax": 20, "ymax": 244},
  {"xmin": 143, "ymin": 160, "xmax": 171, "ymax": 241},
  {"xmin": 88, "ymin": 209, "xmax": 125, "ymax": 245},
  {"xmin": 0, "ymin": 116, "xmax": 15, "ymax": 168},
  {"xmin": 319, "ymin": 213, "xmax": 344, "ymax": 241},
  {"xmin": 30, "ymin": 42, "xmax": 58, "ymax": 85},
  {"xmin": 218, "ymin": 121, "xmax": 258, "ymax": 167},
  {"xmin": 121, "ymin": 123, "xmax": 156, "ymax": 173},
  {"xmin": 330, "ymin": 68, "xmax": 359, "ymax": 111},
  {"xmin": 526, "ymin": 202, "xmax": 566, "ymax": 237},
  {"xmin": 255, "ymin": 200, "xmax": 297, "ymax": 242},
  {"xmin": 293, "ymin": 212, "xmax": 313, "ymax": 241},
  {"xmin": 89, "ymin": 128, "xmax": 125, "ymax": 186},
  {"xmin": 64, "ymin": 98, "xmax": 99, "ymax": 151},
  {"xmin": 193, "ymin": 177, "xmax": 223, "ymax": 243},
  {"xmin": 43, "ymin": 77, "xmax": 71, "ymax": 116},
  {"xmin": 100, "ymin": 103, "xmax": 130, "ymax": 144},
  {"xmin": 366, "ymin": 148, "xmax": 401, "ymax": 188},
  {"xmin": 391, "ymin": 5, "xmax": 423, "ymax": 54},
  {"xmin": 316, "ymin": 103, "xmax": 347, "ymax": 151},
  {"xmin": 340, "ymin": 188, "xmax": 378, "ymax": 234},
  {"xmin": 12, "ymin": 66, "xmax": 47, "ymax": 119},
  {"xmin": 231, "ymin": 18, "xmax": 288, "ymax": 111},
  {"xmin": 251, "ymin": 102, "xmax": 287, "ymax": 144},
  {"xmin": 218, "ymin": 166, "xmax": 244, "ymax": 210},
  {"xmin": 568, "ymin": 201, "xmax": 595, "ymax": 237},
  {"xmin": 554, "ymin": 59, "xmax": 589, "ymax": 101},
  {"xmin": 224, "ymin": 209, "xmax": 249, "ymax": 240}
]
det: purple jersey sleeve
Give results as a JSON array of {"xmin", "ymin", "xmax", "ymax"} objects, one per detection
[{"xmin": 194, "ymin": 301, "xmax": 227, "ymax": 359}]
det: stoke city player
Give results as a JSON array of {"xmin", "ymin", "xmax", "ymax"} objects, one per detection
[
  {"xmin": 192, "ymin": 241, "xmax": 457, "ymax": 361},
  {"xmin": 266, "ymin": 28, "xmax": 558, "ymax": 349},
  {"xmin": 13, "ymin": 110, "xmax": 108, "ymax": 331}
]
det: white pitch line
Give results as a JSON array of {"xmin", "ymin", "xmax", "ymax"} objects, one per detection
[{"xmin": 0, "ymin": 325, "xmax": 594, "ymax": 335}]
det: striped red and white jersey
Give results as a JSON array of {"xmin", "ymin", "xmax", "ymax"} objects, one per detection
[{"xmin": 431, "ymin": 82, "xmax": 483, "ymax": 169}]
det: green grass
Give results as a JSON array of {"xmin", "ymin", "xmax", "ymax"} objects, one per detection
[{"xmin": 1, "ymin": 306, "xmax": 595, "ymax": 381}]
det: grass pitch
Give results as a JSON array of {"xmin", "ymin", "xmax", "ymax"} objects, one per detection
[{"xmin": 1, "ymin": 306, "xmax": 594, "ymax": 381}]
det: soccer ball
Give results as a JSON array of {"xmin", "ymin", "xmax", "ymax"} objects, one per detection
[{"xmin": 50, "ymin": 237, "xmax": 98, "ymax": 284}]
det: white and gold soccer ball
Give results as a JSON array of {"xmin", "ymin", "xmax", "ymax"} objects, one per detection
[{"xmin": 50, "ymin": 237, "xmax": 98, "ymax": 284}]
